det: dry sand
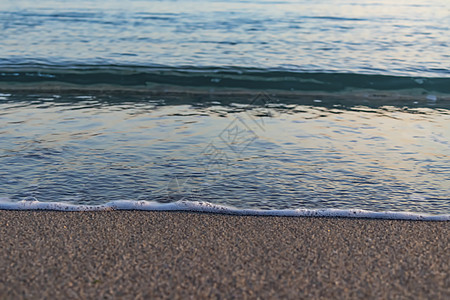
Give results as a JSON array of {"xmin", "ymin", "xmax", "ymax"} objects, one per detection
[{"xmin": 0, "ymin": 211, "xmax": 448, "ymax": 299}]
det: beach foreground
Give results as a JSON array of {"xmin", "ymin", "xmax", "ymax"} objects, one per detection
[{"xmin": 0, "ymin": 211, "xmax": 448, "ymax": 299}]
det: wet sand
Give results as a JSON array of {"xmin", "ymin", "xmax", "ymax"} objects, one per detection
[{"xmin": 0, "ymin": 211, "xmax": 448, "ymax": 299}]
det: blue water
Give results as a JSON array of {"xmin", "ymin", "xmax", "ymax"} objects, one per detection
[
  {"xmin": 1, "ymin": 0, "xmax": 449, "ymax": 76},
  {"xmin": 0, "ymin": 0, "xmax": 449, "ymax": 218}
]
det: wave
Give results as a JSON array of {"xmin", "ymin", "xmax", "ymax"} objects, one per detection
[
  {"xmin": 1, "ymin": 65, "xmax": 450, "ymax": 95},
  {"xmin": 0, "ymin": 199, "xmax": 448, "ymax": 221}
]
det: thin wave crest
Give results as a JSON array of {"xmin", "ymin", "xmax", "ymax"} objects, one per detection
[{"xmin": 0, "ymin": 65, "xmax": 450, "ymax": 95}]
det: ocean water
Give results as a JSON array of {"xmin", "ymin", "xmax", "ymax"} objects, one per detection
[{"xmin": 0, "ymin": 0, "xmax": 449, "ymax": 219}]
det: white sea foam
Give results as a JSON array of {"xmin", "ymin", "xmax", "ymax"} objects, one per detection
[{"xmin": 0, "ymin": 199, "xmax": 448, "ymax": 221}]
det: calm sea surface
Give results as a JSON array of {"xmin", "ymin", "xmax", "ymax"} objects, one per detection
[
  {"xmin": 1, "ymin": 0, "xmax": 450, "ymax": 76},
  {"xmin": 0, "ymin": 0, "xmax": 449, "ymax": 215}
]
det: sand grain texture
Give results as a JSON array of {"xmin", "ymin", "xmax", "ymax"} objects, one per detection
[{"xmin": 0, "ymin": 211, "xmax": 448, "ymax": 299}]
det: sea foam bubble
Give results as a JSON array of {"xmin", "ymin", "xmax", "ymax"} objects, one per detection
[{"xmin": 0, "ymin": 199, "xmax": 448, "ymax": 221}]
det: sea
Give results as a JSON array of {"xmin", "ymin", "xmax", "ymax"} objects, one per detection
[{"xmin": 0, "ymin": 0, "xmax": 449, "ymax": 220}]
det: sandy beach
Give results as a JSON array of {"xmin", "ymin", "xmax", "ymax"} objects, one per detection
[{"xmin": 0, "ymin": 211, "xmax": 448, "ymax": 299}]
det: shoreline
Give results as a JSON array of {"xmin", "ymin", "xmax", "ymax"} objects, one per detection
[
  {"xmin": 0, "ymin": 211, "xmax": 448, "ymax": 299},
  {"xmin": 1, "ymin": 200, "xmax": 448, "ymax": 221}
]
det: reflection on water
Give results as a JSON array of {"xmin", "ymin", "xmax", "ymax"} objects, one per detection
[{"xmin": 0, "ymin": 93, "xmax": 449, "ymax": 214}]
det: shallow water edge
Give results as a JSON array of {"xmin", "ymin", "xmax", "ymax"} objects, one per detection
[{"xmin": 0, "ymin": 199, "xmax": 448, "ymax": 221}]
